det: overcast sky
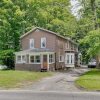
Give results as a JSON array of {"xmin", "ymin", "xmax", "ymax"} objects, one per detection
[{"xmin": 70, "ymin": 0, "xmax": 81, "ymax": 18}]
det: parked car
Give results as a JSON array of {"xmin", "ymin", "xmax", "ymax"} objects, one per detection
[{"xmin": 88, "ymin": 59, "xmax": 96, "ymax": 68}]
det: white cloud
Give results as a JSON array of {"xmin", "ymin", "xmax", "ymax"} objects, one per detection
[{"xmin": 70, "ymin": 0, "xmax": 82, "ymax": 18}]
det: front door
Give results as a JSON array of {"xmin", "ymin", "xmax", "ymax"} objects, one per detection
[{"xmin": 43, "ymin": 55, "xmax": 48, "ymax": 69}]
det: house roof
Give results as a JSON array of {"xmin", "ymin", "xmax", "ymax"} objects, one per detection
[
  {"xmin": 15, "ymin": 48, "xmax": 54, "ymax": 54},
  {"xmin": 20, "ymin": 27, "xmax": 78, "ymax": 45}
]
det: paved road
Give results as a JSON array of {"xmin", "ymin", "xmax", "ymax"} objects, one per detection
[
  {"xmin": 23, "ymin": 68, "xmax": 89, "ymax": 92},
  {"xmin": 0, "ymin": 91, "xmax": 100, "ymax": 100}
]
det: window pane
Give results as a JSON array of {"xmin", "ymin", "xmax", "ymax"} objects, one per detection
[
  {"xmin": 59, "ymin": 55, "xmax": 63, "ymax": 62},
  {"xmin": 41, "ymin": 38, "xmax": 46, "ymax": 48},
  {"xmin": 71, "ymin": 55, "xmax": 73, "ymax": 64},
  {"xmin": 22, "ymin": 55, "xmax": 26, "ymax": 63},
  {"xmin": 35, "ymin": 56, "xmax": 40, "ymax": 63},
  {"xmin": 49, "ymin": 54, "xmax": 54, "ymax": 63},
  {"xmin": 30, "ymin": 56, "xmax": 34, "ymax": 63},
  {"xmin": 67, "ymin": 55, "xmax": 69, "ymax": 64},
  {"xmin": 30, "ymin": 39, "xmax": 34, "ymax": 49},
  {"xmin": 17, "ymin": 56, "xmax": 21, "ymax": 62}
]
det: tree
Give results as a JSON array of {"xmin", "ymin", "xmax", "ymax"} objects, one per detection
[
  {"xmin": 0, "ymin": 49, "xmax": 14, "ymax": 69},
  {"xmin": 75, "ymin": 0, "xmax": 100, "ymax": 65},
  {"xmin": 0, "ymin": 0, "xmax": 78, "ymax": 67},
  {"xmin": 80, "ymin": 29, "xmax": 100, "ymax": 67},
  {"xmin": 0, "ymin": 0, "xmax": 77, "ymax": 51}
]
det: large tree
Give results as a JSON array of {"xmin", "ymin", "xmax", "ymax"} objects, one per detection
[
  {"xmin": 75, "ymin": 0, "xmax": 100, "ymax": 65},
  {"xmin": 80, "ymin": 29, "xmax": 100, "ymax": 66},
  {"xmin": 0, "ymin": 0, "xmax": 77, "ymax": 51}
]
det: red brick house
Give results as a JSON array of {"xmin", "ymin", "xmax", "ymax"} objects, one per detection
[{"xmin": 15, "ymin": 27, "xmax": 81, "ymax": 71}]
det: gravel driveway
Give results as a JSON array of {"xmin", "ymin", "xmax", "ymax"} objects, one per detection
[{"xmin": 22, "ymin": 68, "xmax": 89, "ymax": 92}]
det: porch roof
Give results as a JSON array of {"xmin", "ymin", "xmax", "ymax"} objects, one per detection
[{"xmin": 15, "ymin": 48, "xmax": 54, "ymax": 55}]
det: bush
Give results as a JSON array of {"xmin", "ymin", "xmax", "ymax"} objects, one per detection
[{"xmin": 0, "ymin": 50, "xmax": 15, "ymax": 69}]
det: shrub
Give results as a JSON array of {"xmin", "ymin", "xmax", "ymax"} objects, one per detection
[{"xmin": 0, "ymin": 50, "xmax": 15, "ymax": 69}]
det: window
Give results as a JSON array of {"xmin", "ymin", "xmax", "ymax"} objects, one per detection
[
  {"xmin": 35, "ymin": 55, "xmax": 40, "ymax": 63},
  {"xmin": 59, "ymin": 54, "xmax": 64, "ymax": 62},
  {"xmin": 66, "ymin": 41, "xmax": 69, "ymax": 49},
  {"xmin": 16, "ymin": 55, "xmax": 26, "ymax": 63},
  {"xmin": 30, "ymin": 56, "xmax": 34, "ymax": 63},
  {"xmin": 17, "ymin": 56, "xmax": 21, "ymax": 63},
  {"xmin": 49, "ymin": 54, "xmax": 54, "ymax": 63},
  {"xmin": 22, "ymin": 55, "xmax": 26, "ymax": 63},
  {"xmin": 67, "ymin": 55, "xmax": 69, "ymax": 64},
  {"xmin": 65, "ymin": 53, "xmax": 74, "ymax": 64},
  {"xmin": 30, "ymin": 55, "xmax": 40, "ymax": 63},
  {"xmin": 71, "ymin": 55, "xmax": 73, "ymax": 64},
  {"xmin": 30, "ymin": 39, "xmax": 34, "ymax": 49},
  {"xmin": 41, "ymin": 37, "xmax": 46, "ymax": 48}
]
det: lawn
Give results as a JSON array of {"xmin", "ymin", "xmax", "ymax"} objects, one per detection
[
  {"xmin": 0, "ymin": 70, "xmax": 52, "ymax": 88},
  {"xmin": 76, "ymin": 69, "xmax": 100, "ymax": 91}
]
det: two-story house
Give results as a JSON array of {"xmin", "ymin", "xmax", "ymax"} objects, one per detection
[{"xmin": 15, "ymin": 27, "xmax": 80, "ymax": 71}]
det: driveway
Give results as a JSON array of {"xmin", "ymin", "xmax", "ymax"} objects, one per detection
[{"xmin": 22, "ymin": 68, "xmax": 89, "ymax": 92}]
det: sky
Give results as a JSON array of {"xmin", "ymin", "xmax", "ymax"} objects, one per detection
[{"xmin": 70, "ymin": 0, "xmax": 82, "ymax": 18}]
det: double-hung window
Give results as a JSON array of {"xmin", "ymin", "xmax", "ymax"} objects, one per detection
[
  {"xmin": 17, "ymin": 56, "xmax": 21, "ymax": 63},
  {"xmin": 41, "ymin": 37, "xmax": 46, "ymax": 48},
  {"xmin": 35, "ymin": 55, "xmax": 40, "ymax": 63},
  {"xmin": 59, "ymin": 54, "xmax": 64, "ymax": 62},
  {"xmin": 16, "ymin": 55, "xmax": 26, "ymax": 63},
  {"xmin": 30, "ymin": 55, "xmax": 40, "ymax": 64},
  {"xmin": 30, "ymin": 56, "xmax": 35, "ymax": 63},
  {"xmin": 65, "ymin": 53, "xmax": 74, "ymax": 64},
  {"xmin": 49, "ymin": 54, "xmax": 54, "ymax": 63},
  {"xmin": 22, "ymin": 55, "xmax": 26, "ymax": 63},
  {"xmin": 29, "ymin": 39, "xmax": 34, "ymax": 49}
]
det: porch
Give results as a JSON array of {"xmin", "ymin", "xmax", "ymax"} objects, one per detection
[{"xmin": 15, "ymin": 49, "xmax": 55, "ymax": 71}]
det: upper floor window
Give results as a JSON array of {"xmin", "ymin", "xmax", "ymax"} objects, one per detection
[
  {"xmin": 41, "ymin": 37, "xmax": 46, "ymax": 48},
  {"xmin": 59, "ymin": 53, "xmax": 64, "ymax": 62},
  {"xmin": 66, "ymin": 41, "xmax": 69, "ymax": 49},
  {"xmin": 29, "ymin": 39, "xmax": 34, "ymax": 49},
  {"xmin": 71, "ymin": 44, "xmax": 74, "ymax": 50}
]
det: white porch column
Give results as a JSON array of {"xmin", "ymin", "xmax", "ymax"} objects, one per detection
[
  {"xmin": 41, "ymin": 54, "xmax": 43, "ymax": 69},
  {"xmin": 47, "ymin": 54, "xmax": 49, "ymax": 71}
]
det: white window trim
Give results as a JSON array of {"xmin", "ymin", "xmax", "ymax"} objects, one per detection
[
  {"xmin": 16, "ymin": 55, "xmax": 22, "ymax": 64},
  {"xmin": 29, "ymin": 38, "xmax": 34, "ymax": 49},
  {"xmin": 41, "ymin": 37, "xmax": 46, "ymax": 48},
  {"xmin": 65, "ymin": 53, "xmax": 74, "ymax": 65},
  {"xmin": 16, "ymin": 55, "xmax": 26, "ymax": 64},
  {"xmin": 49, "ymin": 54, "xmax": 55, "ymax": 64},
  {"xmin": 29, "ymin": 55, "xmax": 41, "ymax": 64}
]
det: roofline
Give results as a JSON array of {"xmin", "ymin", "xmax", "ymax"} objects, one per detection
[{"xmin": 20, "ymin": 27, "xmax": 78, "ymax": 45}]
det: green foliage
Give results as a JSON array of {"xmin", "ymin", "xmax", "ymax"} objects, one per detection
[
  {"xmin": 0, "ymin": 50, "xmax": 14, "ymax": 69},
  {"xmin": 75, "ymin": 0, "xmax": 100, "ymax": 63},
  {"xmin": 0, "ymin": 70, "xmax": 52, "ymax": 88},
  {"xmin": 80, "ymin": 29, "xmax": 100, "ymax": 57},
  {"xmin": 76, "ymin": 69, "xmax": 100, "ymax": 90},
  {"xmin": 0, "ymin": 0, "xmax": 77, "ymax": 51},
  {"xmin": 0, "ymin": 0, "xmax": 78, "ymax": 68}
]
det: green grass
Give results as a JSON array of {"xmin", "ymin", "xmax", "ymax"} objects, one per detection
[
  {"xmin": 76, "ymin": 69, "xmax": 100, "ymax": 91},
  {"xmin": 0, "ymin": 70, "xmax": 52, "ymax": 88}
]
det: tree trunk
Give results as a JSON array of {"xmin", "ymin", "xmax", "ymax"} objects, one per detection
[{"xmin": 96, "ymin": 55, "xmax": 100, "ymax": 68}]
